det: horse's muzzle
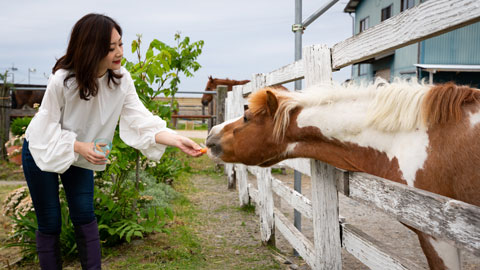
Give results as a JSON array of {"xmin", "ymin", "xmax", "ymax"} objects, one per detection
[{"xmin": 205, "ymin": 133, "xmax": 223, "ymax": 162}]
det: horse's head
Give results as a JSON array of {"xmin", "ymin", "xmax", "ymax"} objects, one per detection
[
  {"xmin": 201, "ymin": 77, "xmax": 251, "ymax": 106},
  {"xmin": 201, "ymin": 76, "xmax": 216, "ymax": 106},
  {"xmin": 206, "ymin": 87, "xmax": 294, "ymax": 167}
]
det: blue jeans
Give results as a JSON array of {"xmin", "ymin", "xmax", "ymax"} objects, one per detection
[{"xmin": 22, "ymin": 140, "xmax": 96, "ymax": 234}]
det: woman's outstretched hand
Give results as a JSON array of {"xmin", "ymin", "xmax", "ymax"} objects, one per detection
[
  {"xmin": 176, "ymin": 135, "xmax": 204, "ymax": 157},
  {"xmin": 74, "ymin": 141, "xmax": 108, "ymax": 165},
  {"xmin": 155, "ymin": 131, "xmax": 204, "ymax": 157}
]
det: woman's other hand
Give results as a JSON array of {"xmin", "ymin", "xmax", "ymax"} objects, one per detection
[{"xmin": 74, "ymin": 141, "xmax": 108, "ymax": 165}]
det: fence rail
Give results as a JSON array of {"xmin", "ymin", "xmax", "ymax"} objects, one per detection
[{"xmin": 223, "ymin": 0, "xmax": 480, "ymax": 269}]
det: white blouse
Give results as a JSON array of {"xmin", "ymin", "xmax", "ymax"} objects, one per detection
[{"xmin": 25, "ymin": 67, "xmax": 172, "ymax": 173}]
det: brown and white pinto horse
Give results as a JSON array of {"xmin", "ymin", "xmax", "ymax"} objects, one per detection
[
  {"xmin": 201, "ymin": 76, "xmax": 250, "ymax": 106},
  {"xmin": 206, "ymin": 80, "xmax": 480, "ymax": 270}
]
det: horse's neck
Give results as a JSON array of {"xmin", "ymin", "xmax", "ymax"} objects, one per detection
[
  {"xmin": 290, "ymin": 98, "xmax": 420, "ymax": 185},
  {"xmin": 291, "ymin": 138, "xmax": 406, "ymax": 183}
]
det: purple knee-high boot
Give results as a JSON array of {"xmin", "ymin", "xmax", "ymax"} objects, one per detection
[
  {"xmin": 74, "ymin": 219, "xmax": 101, "ymax": 270},
  {"xmin": 36, "ymin": 231, "xmax": 62, "ymax": 269}
]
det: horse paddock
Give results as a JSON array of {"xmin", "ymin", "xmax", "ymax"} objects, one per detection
[{"xmin": 245, "ymin": 168, "xmax": 480, "ymax": 270}]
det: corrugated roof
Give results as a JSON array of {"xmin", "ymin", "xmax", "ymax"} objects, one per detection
[{"xmin": 344, "ymin": 0, "xmax": 362, "ymax": 13}]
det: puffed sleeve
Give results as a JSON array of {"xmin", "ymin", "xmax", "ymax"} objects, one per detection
[
  {"xmin": 119, "ymin": 76, "xmax": 175, "ymax": 161},
  {"xmin": 25, "ymin": 74, "xmax": 78, "ymax": 173}
]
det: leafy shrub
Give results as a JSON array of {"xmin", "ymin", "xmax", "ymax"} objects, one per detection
[
  {"xmin": 135, "ymin": 170, "xmax": 179, "ymax": 208},
  {"xmin": 10, "ymin": 117, "xmax": 32, "ymax": 136},
  {"xmin": 95, "ymin": 171, "xmax": 174, "ymax": 246},
  {"xmin": 144, "ymin": 146, "xmax": 190, "ymax": 183}
]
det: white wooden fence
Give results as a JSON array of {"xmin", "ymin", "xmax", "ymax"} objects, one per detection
[{"xmin": 223, "ymin": 0, "xmax": 480, "ymax": 269}]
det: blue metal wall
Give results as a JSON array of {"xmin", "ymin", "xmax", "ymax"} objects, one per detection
[{"xmin": 421, "ymin": 22, "xmax": 480, "ymax": 65}]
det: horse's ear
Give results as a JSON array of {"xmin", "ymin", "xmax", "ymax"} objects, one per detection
[
  {"xmin": 266, "ymin": 90, "xmax": 278, "ymax": 116},
  {"xmin": 208, "ymin": 75, "xmax": 213, "ymax": 81}
]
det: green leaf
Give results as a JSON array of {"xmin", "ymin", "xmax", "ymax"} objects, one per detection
[
  {"xmin": 166, "ymin": 207, "xmax": 174, "ymax": 219},
  {"xmin": 131, "ymin": 40, "xmax": 138, "ymax": 54},
  {"xmin": 148, "ymin": 207, "xmax": 155, "ymax": 220},
  {"xmin": 126, "ymin": 230, "xmax": 134, "ymax": 242},
  {"xmin": 146, "ymin": 48, "xmax": 153, "ymax": 60}
]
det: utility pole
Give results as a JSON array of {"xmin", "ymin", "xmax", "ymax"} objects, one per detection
[
  {"xmin": 292, "ymin": 0, "xmax": 304, "ymax": 257},
  {"xmin": 28, "ymin": 68, "xmax": 36, "ymax": 84},
  {"xmin": 10, "ymin": 64, "xmax": 18, "ymax": 84},
  {"xmin": 291, "ymin": 0, "xmax": 340, "ymax": 257}
]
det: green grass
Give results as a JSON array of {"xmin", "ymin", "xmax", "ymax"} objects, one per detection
[
  {"xmin": 0, "ymin": 160, "xmax": 24, "ymax": 181},
  {"xmin": 239, "ymin": 204, "xmax": 256, "ymax": 214}
]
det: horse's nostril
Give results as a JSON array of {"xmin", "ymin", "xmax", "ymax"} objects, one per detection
[
  {"xmin": 206, "ymin": 142, "xmax": 215, "ymax": 148},
  {"xmin": 206, "ymin": 138, "xmax": 215, "ymax": 148},
  {"xmin": 206, "ymin": 135, "xmax": 219, "ymax": 150}
]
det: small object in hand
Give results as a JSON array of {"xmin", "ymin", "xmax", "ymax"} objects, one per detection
[
  {"xmin": 200, "ymin": 147, "xmax": 208, "ymax": 154},
  {"xmin": 93, "ymin": 138, "xmax": 113, "ymax": 158}
]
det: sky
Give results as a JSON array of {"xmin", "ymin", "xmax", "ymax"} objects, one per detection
[{"xmin": 1, "ymin": 0, "xmax": 354, "ymax": 96}]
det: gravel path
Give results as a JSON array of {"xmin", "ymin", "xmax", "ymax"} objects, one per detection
[{"xmin": 0, "ymin": 180, "xmax": 26, "ymax": 186}]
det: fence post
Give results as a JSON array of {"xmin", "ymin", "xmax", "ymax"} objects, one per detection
[
  {"xmin": 233, "ymin": 85, "xmax": 249, "ymax": 205},
  {"xmin": 216, "ymin": 85, "xmax": 227, "ymax": 125},
  {"xmin": 250, "ymin": 73, "xmax": 275, "ymax": 245},
  {"xmin": 208, "ymin": 98, "xmax": 215, "ymax": 132},
  {"xmin": 224, "ymin": 90, "xmax": 235, "ymax": 189},
  {"xmin": 304, "ymin": 44, "xmax": 342, "ymax": 269},
  {"xmin": 224, "ymin": 84, "xmax": 250, "ymax": 203},
  {"xmin": 201, "ymin": 105, "xmax": 206, "ymax": 125},
  {"xmin": 0, "ymin": 84, "xmax": 10, "ymax": 160},
  {"xmin": 256, "ymin": 167, "xmax": 275, "ymax": 246},
  {"xmin": 236, "ymin": 164, "xmax": 249, "ymax": 205}
]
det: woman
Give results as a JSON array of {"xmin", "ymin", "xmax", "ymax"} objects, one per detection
[{"xmin": 22, "ymin": 13, "xmax": 203, "ymax": 270}]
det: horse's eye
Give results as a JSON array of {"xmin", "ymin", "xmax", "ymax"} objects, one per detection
[{"xmin": 243, "ymin": 115, "xmax": 248, "ymax": 123}]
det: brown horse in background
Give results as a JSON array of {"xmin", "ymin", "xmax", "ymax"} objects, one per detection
[
  {"xmin": 12, "ymin": 90, "xmax": 45, "ymax": 109},
  {"xmin": 201, "ymin": 76, "xmax": 250, "ymax": 106},
  {"xmin": 206, "ymin": 80, "xmax": 480, "ymax": 270}
]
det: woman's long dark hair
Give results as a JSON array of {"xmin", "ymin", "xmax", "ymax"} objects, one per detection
[{"xmin": 53, "ymin": 13, "xmax": 123, "ymax": 100}]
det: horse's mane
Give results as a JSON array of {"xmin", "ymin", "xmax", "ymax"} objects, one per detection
[
  {"xmin": 422, "ymin": 83, "xmax": 480, "ymax": 125},
  {"xmin": 248, "ymin": 79, "xmax": 480, "ymax": 142}
]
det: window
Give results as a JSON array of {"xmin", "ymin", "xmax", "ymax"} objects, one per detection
[
  {"xmin": 381, "ymin": 5, "xmax": 392, "ymax": 21},
  {"xmin": 401, "ymin": 0, "xmax": 415, "ymax": 12},
  {"xmin": 359, "ymin": 17, "xmax": 369, "ymax": 33},
  {"xmin": 358, "ymin": 64, "xmax": 369, "ymax": 76}
]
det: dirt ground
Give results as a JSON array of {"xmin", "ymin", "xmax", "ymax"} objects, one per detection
[{"xmin": 185, "ymin": 174, "xmax": 302, "ymax": 269}]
